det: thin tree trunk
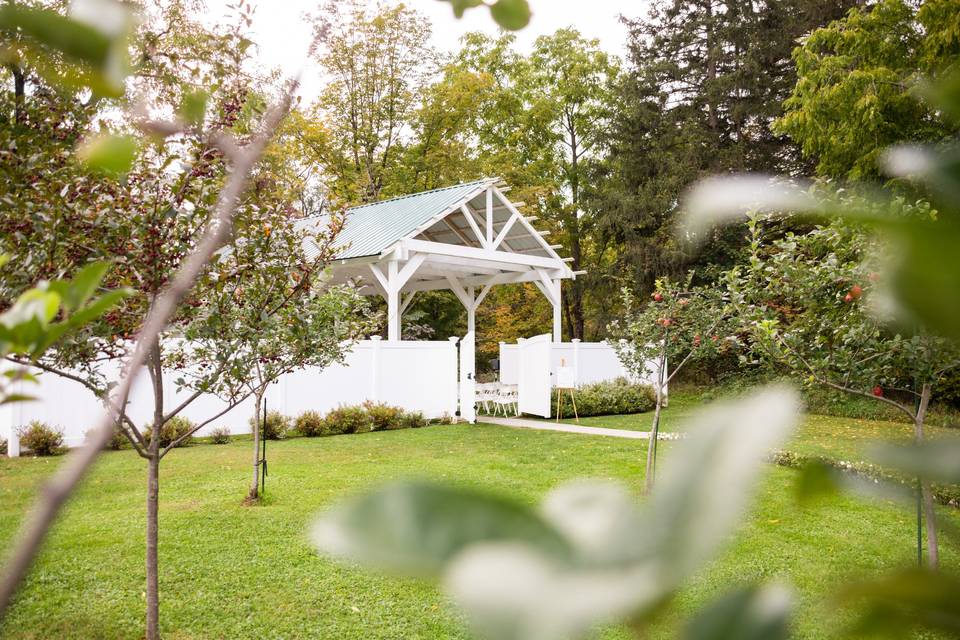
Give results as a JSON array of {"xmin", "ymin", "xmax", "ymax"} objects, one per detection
[
  {"xmin": 645, "ymin": 352, "xmax": 667, "ymax": 493},
  {"xmin": 915, "ymin": 383, "xmax": 939, "ymax": 568},
  {"xmin": 145, "ymin": 451, "xmax": 160, "ymax": 640},
  {"xmin": 248, "ymin": 388, "xmax": 265, "ymax": 502},
  {"xmin": 8, "ymin": 64, "xmax": 25, "ymax": 126},
  {"xmin": 145, "ymin": 339, "xmax": 163, "ymax": 640}
]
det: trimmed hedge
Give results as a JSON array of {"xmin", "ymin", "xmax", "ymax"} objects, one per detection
[{"xmin": 550, "ymin": 378, "xmax": 656, "ymax": 419}]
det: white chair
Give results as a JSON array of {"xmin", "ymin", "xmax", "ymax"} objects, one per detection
[
  {"xmin": 493, "ymin": 384, "xmax": 519, "ymax": 417},
  {"xmin": 475, "ymin": 383, "xmax": 499, "ymax": 414}
]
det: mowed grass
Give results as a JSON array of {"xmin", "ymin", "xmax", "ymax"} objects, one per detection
[
  {"xmin": 0, "ymin": 412, "xmax": 958, "ymax": 639},
  {"xmin": 564, "ymin": 389, "xmax": 951, "ymax": 462}
]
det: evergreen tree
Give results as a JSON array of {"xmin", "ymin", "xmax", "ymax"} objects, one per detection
[{"xmin": 596, "ymin": 0, "xmax": 857, "ymax": 297}]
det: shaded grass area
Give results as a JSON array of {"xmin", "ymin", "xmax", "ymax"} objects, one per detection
[{"xmin": 1, "ymin": 419, "xmax": 957, "ymax": 639}]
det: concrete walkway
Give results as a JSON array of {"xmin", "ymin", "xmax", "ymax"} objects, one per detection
[{"xmin": 480, "ymin": 416, "xmax": 649, "ymax": 439}]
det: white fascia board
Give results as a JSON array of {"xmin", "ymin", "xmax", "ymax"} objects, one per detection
[{"xmin": 401, "ymin": 238, "xmax": 565, "ymax": 271}]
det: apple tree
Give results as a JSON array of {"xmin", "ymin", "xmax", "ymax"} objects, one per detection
[
  {"xmin": 725, "ymin": 215, "xmax": 959, "ymax": 567},
  {"xmin": 608, "ymin": 275, "xmax": 732, "ymax": 491}
]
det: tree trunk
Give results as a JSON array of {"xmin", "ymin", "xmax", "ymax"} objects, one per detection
[
  {"xmin": 145, "ymin": 451, "xmax": 160, "ymax": 640},
  {"xmin": 9, "ymin": 64, "xmax": 25, "ymax": 126},
  {"xmin": 645, "ymin": 352, "xmax": 667, "ymax": 493},
  {"xmin": 248, "ymin": 388, "xmax": 265, "ymax": 502},
  {"xmin": 145, "ymin": 339, "xmax": 163, "ymax": 640},
  {"xmin": 915, "ymin": 383, "xmax": 939, "ymax": 569}
]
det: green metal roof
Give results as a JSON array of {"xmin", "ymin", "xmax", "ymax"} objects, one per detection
[{"xmin": 310, "ymin": 178, "xmax": 496, "ymax": 260}]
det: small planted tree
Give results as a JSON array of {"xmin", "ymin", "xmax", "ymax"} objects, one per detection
[
  {"xmin": 609, "ymin": 276, "xmax": 731, "ymax": 490},
  {"xmin": 181, "ymin": 213, "xmax": 377, "ymax": 502},
  {"xmin": 726, "ymin": 216, "xmax": 960, "ymax": 567}
]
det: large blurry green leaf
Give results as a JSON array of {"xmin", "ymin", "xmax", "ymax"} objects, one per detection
[
  {"xmin": 839, "ymin": 569, "xmax": 960, "ymax": 637},
  {"xmin": 489, "ymin": 0, "xmax": 531, "ymax": 30},
  {"xmin": 77, "ymin": 133, "xmax": 138, "ymax": 177},
  {"xmin": 58, "ymin": 261, "xmax": 111, "ymax": 311},
  {"xmin": 440, "ymin": 0, "xmax": 484, "ymax": 19},
  {"xmin": 868, "ymin": 439, "xmax": 960, "ymax": 484},
  {"xmin": 311, "ymin": 481, "xmax": 573, "ymax": 576},
  {"xmin": 682, "ymin": 584, "xmax": 792, "ymax": 640},
  {"xmin": 178, "ymin": 89, "xmax": 209, "ymax": 126},
  {"xmin": 436, "ymin": 0, "xmax": 530, "ymax": 29},
  {"xmin": 0, "ymin": 4, "xmax": 111, "ymax": 67},
  {"xmin": 0, "ymin": 0, "xmax": 135, "ymax": 96},
  {"xmin": 312, "ymin": 387, "xmax": 798, "ymax": 640}
]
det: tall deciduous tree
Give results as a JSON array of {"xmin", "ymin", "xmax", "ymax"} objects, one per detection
[
  {"xmin": 307, "ymin": 0, "xmax": 436, "ymax": 204},
  {"xmin": 775, "ymin": 0, "xmax": 960, "ymax": 180}
]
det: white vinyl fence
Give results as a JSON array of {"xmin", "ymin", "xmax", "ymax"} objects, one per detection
[
  {"xmin": 499, "ymin": 339, "xmax": 662, "ymax": 389},
  {"xmin": 2, "ymin": 337, "xmax": 459, "ymax": 455}
]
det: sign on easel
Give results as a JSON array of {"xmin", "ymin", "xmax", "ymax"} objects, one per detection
[{"xmin": 555, "ymin": 358, "xmax": 578, "ymax": 423}]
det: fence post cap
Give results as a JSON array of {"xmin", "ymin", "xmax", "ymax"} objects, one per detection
[
  {"xmin": 371, "ymin": 335, "xmax": 382, "ymax": 342},
  {"xmin": 448, "ymin": 336, "xmax": 460, "ymax": 343},
  {"xmin": 572, "ymin": 338, "xmax": 582, "ymax": 343}
]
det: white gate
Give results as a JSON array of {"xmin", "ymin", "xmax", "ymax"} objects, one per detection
[
  {"xmin": 459, "ymin": 332, "xmax": 476, "ymax": 423},
  {"xmin": 517, "ymin": 334, "xmax": 552, "ymax": 418}
]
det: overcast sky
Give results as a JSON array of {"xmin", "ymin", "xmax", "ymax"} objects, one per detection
[{"xmin": 202, "ymin": 0, "xmax": 646, "ymax": 101}]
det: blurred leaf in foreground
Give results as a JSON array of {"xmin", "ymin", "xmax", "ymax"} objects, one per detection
[{"xmin": 312, "ymin": 386, "xmax": 799, "ymax": 640}]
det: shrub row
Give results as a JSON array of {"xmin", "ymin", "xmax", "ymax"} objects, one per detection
[
  {"xmin": 247, "ymin": 402, "xmax": 428, "ymax": 439},
  {"xmin": 7, "ymin": 403, "xmax": 431, "ymax": 458},
  {"xmin": 550, "ymin": 378, "xmax": 656, "ymax": 419}
]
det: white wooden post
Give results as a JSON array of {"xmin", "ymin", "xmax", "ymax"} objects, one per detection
[
  {"xmin": 387, "ymin": 260, "xmax": 400, "ymax": 341},
  {"xmin": 370, "ymin": 336, "xmax": 382, "ymax": 402},
  {"xmin": 467, "ymin": 286, "xmax": 476, "ymax": 334},
  {"xmin": 2, "ymin": 400, "xmax": 19, "ymax": 457},
  {"xmin": 552, "ymin": 278, "xmax": 562, "ymax": 343}
]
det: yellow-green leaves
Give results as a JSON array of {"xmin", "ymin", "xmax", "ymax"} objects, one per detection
[{"xmin": 77, "ymin": 132, "xmax": 138, "ymax": 178}]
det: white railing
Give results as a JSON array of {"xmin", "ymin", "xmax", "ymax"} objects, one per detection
[{"xmin": 3, "ymin": 337, "xmax": 459, "ymax": 455}]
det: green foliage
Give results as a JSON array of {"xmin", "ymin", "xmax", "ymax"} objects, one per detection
[
  {"xmin": 363, "ymin": 401, "xmax": 404, "ymax": 432},
  {"xmin": 294, "ymin": 411, "xmax": 325, "ymax": 438},
  {"xmin": 0, "ymin": 437, "xmax": 7, "ymax": 456},
  {"xmin": 775, "ymin": 0, "xmax": 960, "ymax": 179},
  {"xmin": 551, "ymin": 378, "xmax": 654, "ymax": 419},
  {"xmin": 726, "ymin": 216, "xmax": 959, "ymax": 417},
  {"xmin": 322, "ymin": 405, "xmax": 373, "ymax": 435},
  {"xmin": 17, "ymin": 421, "xmax": 64, "ymax": 456},
  {"xmin": 0, "ymin": 260, "xmax": 131, "ymax": 403},
  {"xmin": 398, "ymin": 410, "xmax": 427, "ymax": 430},
  {"xmin": 0, "ymin": 0, "xmax": 136, "ymax": 97},
  {"xmin": 208, "ymin": 426, "xmax": 231, "ymax": 445},
  {"xmin": 312, "ymin": 387, "xmax": 800, "ymax": 640},
  {"xmin": 609, "ymin": 276, "xmax": 734, "ymax": 397},
  {"xmin": 249, "ymin": 411, "xmax": 289, "ymax": 441},
  {"xmin": 599, "ymin": 0, "xmax": 857, "ymax": 298},
  {"xmin": 144, "ymin": 416, "xmax": 196, "ymax": 449}
]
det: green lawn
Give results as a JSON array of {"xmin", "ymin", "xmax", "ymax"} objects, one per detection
[
  {"xmin": 563, "ymin": 389, "xmax": 949, "ymax": 462},
  {"xmin": 0, "ymin": 409, "xmax": 957, "ymax": 639}
]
